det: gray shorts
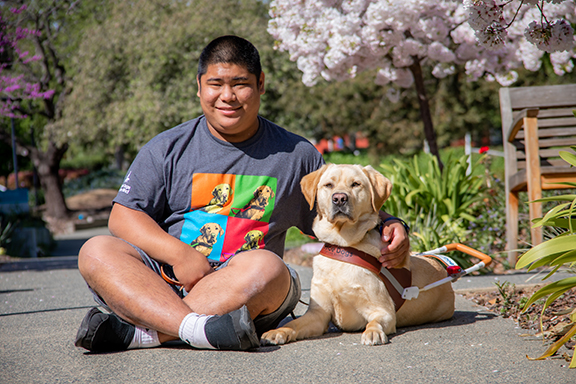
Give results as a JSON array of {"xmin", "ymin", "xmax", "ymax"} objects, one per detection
[{"xmin": 91, "ymin": 241, "xmax": 301, "ymax": 337}]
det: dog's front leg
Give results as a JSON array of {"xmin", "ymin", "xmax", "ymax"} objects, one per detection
[
  {"xmin": 261, "ymin": 299, "xmax": 332, "ymax": 345},
  {"xmin": 361, "ymin": 311, "xmax": 396, "ymax": 346}
]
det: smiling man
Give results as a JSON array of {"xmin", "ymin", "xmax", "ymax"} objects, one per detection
[{"xmin": 74, "ymin": 35, "xmax": 410, "ymax": 353}]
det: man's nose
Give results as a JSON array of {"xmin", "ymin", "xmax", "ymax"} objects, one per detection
[{"xmin": 220, "ymin": 84, "xmax": 236, "ymax": 102}]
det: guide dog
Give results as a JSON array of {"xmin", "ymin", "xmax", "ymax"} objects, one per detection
[{"xmin": 261, "ymin": 164, "xmax": 454, "ymax": 346}]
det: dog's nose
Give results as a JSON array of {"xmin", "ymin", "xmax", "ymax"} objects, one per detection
[{"xmin": 332, "ymin": 193, "xmax": 348, "ymax": 206}]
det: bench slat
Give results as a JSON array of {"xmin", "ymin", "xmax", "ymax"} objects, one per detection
[
  {"xmin": 506, "ymin": 84, "xmax": 576, "ymax": 110},
  {"xmin": 515, "ymin": 126, "xmax": 576, "ymax": 139}
]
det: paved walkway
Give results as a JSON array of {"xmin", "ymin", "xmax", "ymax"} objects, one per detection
[{"xmin": 0, "ymin": 228, "xmax": 574, "ymax": 383}]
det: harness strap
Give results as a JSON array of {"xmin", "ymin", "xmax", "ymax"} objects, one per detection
[
  {"xmin": 190, "ymin": 241, "xmax": 213, "ymax": 248},
  {"xmin": 319, "ymin": 243, "xmax": 411, "ymax": 311},
  {"xmin": 231, "ymin": 205, "xmax": 266, "ymax": 216}
]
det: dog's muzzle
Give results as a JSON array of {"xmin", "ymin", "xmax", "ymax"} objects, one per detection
[{"xmin": 330, "ymin": 192, "xmax": 352, "ymax": 221}]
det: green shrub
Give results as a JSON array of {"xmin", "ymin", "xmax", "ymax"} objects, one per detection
[{"xmin": 379, "ymin": 152, "xmax": 486, "ymax": 264}]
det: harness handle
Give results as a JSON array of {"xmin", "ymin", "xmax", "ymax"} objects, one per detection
[{"xmin": 443, "ymin": 243, "xmax": 492, "ymax": 267}]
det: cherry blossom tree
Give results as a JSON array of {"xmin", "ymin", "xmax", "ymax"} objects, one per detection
[{"xmin": 268, "ymin": 0, "xmax": 576, "ymax": 165}]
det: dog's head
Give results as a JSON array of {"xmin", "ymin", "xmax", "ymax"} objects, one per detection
[
  {"xmin": 300, "ymin": 164, "xmax": 392, "ymax": 224},
  {"xmin": 211, "ymin": 183, "xmax": 232, "ymax": 205},
  {"xmin": 253, "ymin": 185, "xmax": 275, "ymax": 207},
  {"xmin": 244, "ymin": 229, "xmax": 264, "ymax": 243},
  {"xmin": 199, "ymin": 223, "xmax": 224, "ymax": 244}
]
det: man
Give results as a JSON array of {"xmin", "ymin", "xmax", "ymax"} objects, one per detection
[{"xmin": 75, "ymin": 35, "xmax": 410, "ymax": 352}]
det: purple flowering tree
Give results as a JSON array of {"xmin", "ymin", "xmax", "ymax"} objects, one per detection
[
  {"xmin": 0, "ymin": 2, "xmax": 78, "ymax": 220},
  {"xmin": 0, "ymin": 5, "xmax": 55, "ymax": 117}
]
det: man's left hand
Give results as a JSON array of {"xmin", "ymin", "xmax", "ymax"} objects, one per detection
[{"xmin": 378, "ymin": 220, "xmax": 410, "ymax": 268}]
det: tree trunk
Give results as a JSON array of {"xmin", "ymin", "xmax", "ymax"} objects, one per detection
[
  {"xmin": 114, "ymin": 144, "xmax": 127, "ymax": 171},
  {"xmin": 409, "ymin": 59, "xmax": 444, "ymax": 171},
  {"xmin": 32, "ymin": 141, "xmax": 70, "ymax": 219}
]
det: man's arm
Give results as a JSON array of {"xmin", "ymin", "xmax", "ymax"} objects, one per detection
[
  {"xmin": 378, "ymin": 211, "xmax": 410, "ymax": 268},
  {"xmin": 108, "ymin": 203, "xmax": 213, "ymax": 290}
]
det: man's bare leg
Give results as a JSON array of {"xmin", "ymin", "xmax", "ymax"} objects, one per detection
[{"xmin": 75, "ymin": 235, "xmax": 291, "ymax": 351}]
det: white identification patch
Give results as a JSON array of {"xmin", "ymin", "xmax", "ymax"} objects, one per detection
[{"xmin": 119, "ymin": 184, "xmax": 131, "ymax": 194}]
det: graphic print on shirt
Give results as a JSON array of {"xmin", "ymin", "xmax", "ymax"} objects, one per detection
[{"xmin": 181, "ymin": 173, "xmax": 277, "ymax": 263}]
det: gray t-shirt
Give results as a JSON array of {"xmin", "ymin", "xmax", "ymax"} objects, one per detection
[{"xmin": 114, "ymin": 115, "xmax": 324, "ymax": 264}]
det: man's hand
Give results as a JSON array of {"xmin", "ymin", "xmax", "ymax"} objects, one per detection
[
  {"xmin": 109, "ymin": 203, "xmax": 213, "ymax": 291},
  {"xmin": 172, "ymin": 254, "xmax": 214, "ymax": 292},
  {"xmin": 378, "ymin": 219, "xmax": 410, "ymax": 269}
]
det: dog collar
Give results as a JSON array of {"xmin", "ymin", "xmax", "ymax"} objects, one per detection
[
  {"xmin": 191, "ymin": 241, "xmax": 213, "ymax": 248},
  {"xmin": 319, "ymin": 243, "xmax": 411, "ymax": 311}
]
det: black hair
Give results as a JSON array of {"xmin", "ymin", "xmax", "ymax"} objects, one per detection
[{"xmin": 197, "ymin": 35, "xmax": 262, "ymax": 84}]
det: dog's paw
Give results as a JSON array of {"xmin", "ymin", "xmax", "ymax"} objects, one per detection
[
  {"xmin": 361, "ymin": 329, "xmax": 388, "ymax": 346},
  {"xmin": 261, "ymin": 328, "xmax": 296, "ymax": 345}
]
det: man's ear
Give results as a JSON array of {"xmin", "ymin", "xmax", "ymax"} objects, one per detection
[
  {"xmin": 197, "ymin": 75, "xmax": 201, "ymax": 97},
  {"xmin": 300, "ymin": 164, "xmax": 329, "ymax": 211},
  {"xmin": 258, "ymin": 71, "xmax": 265, "ymax": 95},
  {"xmin": 362, "ymin": 165, "xmax": 392, "ymax": 213}
]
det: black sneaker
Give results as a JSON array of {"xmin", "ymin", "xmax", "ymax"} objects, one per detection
[
  {"xmin": 204, "ymin": 305, "xmax": 259, "ymax": 351},
  {"xmin": 75, "ymin": 307, "xmax": 135, "ymax": 352}
]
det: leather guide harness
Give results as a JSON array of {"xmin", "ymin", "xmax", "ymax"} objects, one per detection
[{"xmin": 319, "ymin": 243, "xmax": 412, "ymax": 311}]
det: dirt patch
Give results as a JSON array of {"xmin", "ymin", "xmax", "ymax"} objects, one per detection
[
  {"xmin": 42, "ymin": 189, "xmax": 116, "ymax": 235},
  {"xmin": 66, "ymin": 188, "xmax": 117, "ymax": 211}
]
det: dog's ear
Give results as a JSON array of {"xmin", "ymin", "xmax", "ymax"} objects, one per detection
[
  {"xmin": 218, "ymin": 226, "xmax": 224, "ymax": 236},
  {"xmin": 362, "ymin": 165, "xmax": 392, "ymax": 212},
  {"xmin": 300, "ymin": 164, "xmax": 329, "ymax": 211}
]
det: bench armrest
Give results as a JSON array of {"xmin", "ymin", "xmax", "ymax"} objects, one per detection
[{"xmin": 506, "ymin": 108, "xmax": 539, "ymax": 143}]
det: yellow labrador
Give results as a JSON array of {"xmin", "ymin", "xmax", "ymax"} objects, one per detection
[{"xmin": 262, "ymin": 164, "xmax": 454, "ymax": 346}]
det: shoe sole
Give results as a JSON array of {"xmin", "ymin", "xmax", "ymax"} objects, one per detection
[
  {"xmin": 229, "ymin": 305, "xmax": 259, "ymax": 350},
  {"xmin": 75, "ymin": 307, "xmax": 105, "ymax": 350}
]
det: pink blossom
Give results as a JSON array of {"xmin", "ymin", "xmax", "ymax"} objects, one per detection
[{"xmin": 269, "ymin": 0, "xmax": 575, "ymax": 90}]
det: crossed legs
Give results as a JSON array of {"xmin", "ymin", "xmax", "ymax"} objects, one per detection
[{"xmin": 77, "ymin": 235, "xmax": 291, "ymax": 348}]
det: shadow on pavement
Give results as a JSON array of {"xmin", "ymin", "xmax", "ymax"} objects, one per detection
[
  {"xmin": 0, "ymin": 256, "xmax": 79, "ymax": 272},
  {"xmin": 392, "ymin": 309, "xmax": 497, "ymax": 336},
  {"xmin": 51, "ymin": 238, "xmax": 86, "ymax": 257},
  {"xmin": 0, "ymin": 305, "xmax": 94, "ymax": 317}
]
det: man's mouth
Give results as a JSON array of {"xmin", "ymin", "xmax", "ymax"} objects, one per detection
[{"xmin": 218, "ymin": 106, "xmax": 241, "ymax": 116}]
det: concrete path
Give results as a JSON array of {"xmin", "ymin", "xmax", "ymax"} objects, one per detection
[{"xmin": 1, "ymin": 228, "xmax": 574, "ymax": 383}]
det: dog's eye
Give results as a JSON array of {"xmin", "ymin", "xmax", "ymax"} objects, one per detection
[
  {"xmin": 351, "ymin": 181, "xmax": 361, "ymax": 188},
  {"xmin": 324, "ymin": 182, "xmax": 334, "ymax": 189}
]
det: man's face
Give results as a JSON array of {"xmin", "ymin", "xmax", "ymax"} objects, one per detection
[{"xmin": 197, "ymin": 62, "xmax": 265, "ymax": 143}]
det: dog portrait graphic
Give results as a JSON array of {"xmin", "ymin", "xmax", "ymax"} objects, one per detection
[
  {"xmin": 235, "ymin": 230, "xmax": 265, "ymax": 255},
  {"xmin": 201, "ymin": 183, "xmax": 232, "ymax": 214},
  {"xmin": 190, "ymin": 222, "xmax": 224, "ymax": 257},
  {"xmin": 233, "ymin": 185, "xmax": 275, "ymax": 221}
]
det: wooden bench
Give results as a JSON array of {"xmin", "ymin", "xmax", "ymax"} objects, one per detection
[{"xmin": 499, "ymin": 83, "xmax": 576, "ymax": 265}]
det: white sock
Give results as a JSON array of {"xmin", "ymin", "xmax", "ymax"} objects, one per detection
[
  {"xmin": 178, "ymin": 312, "xmax": 216, "ymax": 349},
  {"xmin": 128, "ymin": 327, "xmax": 161, "ymax": 349}
]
